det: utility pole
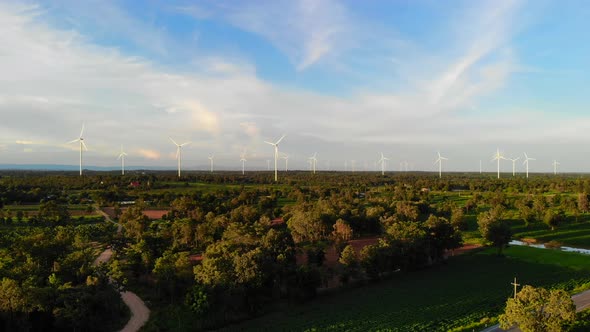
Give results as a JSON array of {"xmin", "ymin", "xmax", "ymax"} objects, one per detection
[{"xmin": 511, "ymin": 277, "xmax": 521, "ymax": 299}]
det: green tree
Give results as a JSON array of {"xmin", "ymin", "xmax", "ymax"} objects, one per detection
[
  {"xmin": 38, "ymin": 200, "xmax": 70, "ymax": 224},
  {"xmin": 477, "ymin": 207, "xmax": 512, "ymax": 255},
  {"xmin": 543, "ymin": 209, "xmax": 565, "ymax": 231},
  {"xmin": 499, "ymin": 285, "xmax": 575, "ymax": 332},
  {"xmin": 577, "ymin": 192, "xmax": 589, "ymax": 213}
]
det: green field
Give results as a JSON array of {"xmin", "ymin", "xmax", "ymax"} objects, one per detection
[{"xmin": 220, "ymin": 246, "xmax": 590, "ymax": 332}]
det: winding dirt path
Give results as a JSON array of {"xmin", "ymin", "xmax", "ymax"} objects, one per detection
[
  {"xmin": 481, "ymin": 289, "xmax": 590, "ymax": 332},
  {"xmin": 93, "ymin": 206, "xmax": 150, "ymax": 332}
]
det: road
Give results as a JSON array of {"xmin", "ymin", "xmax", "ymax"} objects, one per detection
[
  {"xmin": 481, "ymin": 289, "xmax": 590, "ymax": 332},
  {"xmin": 93, "ymin": 206, "xmax": 150, "ymax": 332}
]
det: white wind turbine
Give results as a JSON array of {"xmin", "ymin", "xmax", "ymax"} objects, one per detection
[
  {"xmin": 491, "ymin": 148, "xmax": 507, "ymax": 179},
  {"xmin": 523, "ymin": 153, "xmax": 535, "ymax": 179},
  {"xmin": 308, "ymin": 153, "xmax": 318, "ymax": 174},
  {"xmin": 508, "ymin": 157, "xmax": 520, "ymax": 176},
  {"xmin": 553, "ymin": 160, "xmax": 560, "ymax": 175},
  {"xmin": 240, "ymin": 152, "xmax": 247, "ymax": 175},
  {"xmin": 169, "ymin": 137, "xmax": 190, "ymax": 178},
  {"xmin": 378, "ymin": 152, "xmax": 389, "ymax": 176},
  {"xmin": 434, "ymin": 151, "xmax": 448, "ymax": 178},
  {"xmin": 68, "ymin": 123, "xmax": 88, "ymax": 176},
  {"xmin": 281, "ymin": 153, "xmax": 289, "ymax": 172},
  {"xmin": 117, "ymin": 145, "xmax": 128, "ymax": 175},
  {"xmin": 264, "ymin": 135, "xmax": 286, "ymax": 182},
  {"xmin": 208, "ymin": 155, "xmax": 214, "ymax": 173}
]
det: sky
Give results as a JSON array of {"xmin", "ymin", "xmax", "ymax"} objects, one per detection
[{"xmin": 1, "ymin": 0, "xmax": 590, "ymax": 173}]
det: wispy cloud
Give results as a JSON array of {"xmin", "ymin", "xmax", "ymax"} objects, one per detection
[
  {"xmin": 0, "ymin": 1, "xmax": 588, "ymax": 171},
  {"xmin": 177, "ymin": 0, "xmax": 351, "ymax": 70}
]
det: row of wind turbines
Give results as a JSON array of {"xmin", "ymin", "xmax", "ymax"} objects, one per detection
[
  {"xmin": 435, "ymin": 148, "xmax": 560, "ymax": 179},
  {"xmin": 68, "ymin": 124, "xmax": 562, "ymax": 181}
]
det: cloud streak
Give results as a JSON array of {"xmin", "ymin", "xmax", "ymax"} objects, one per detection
[{"xmin": 0, "ymin": 1, "xmax": 588, "ymax": 172}]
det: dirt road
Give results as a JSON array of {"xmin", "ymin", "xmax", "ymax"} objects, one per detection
[{"xmin": 93, "ymin": 206, "xmax": 150, "ymax": 332}]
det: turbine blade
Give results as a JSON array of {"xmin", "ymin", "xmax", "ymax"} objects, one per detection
[
  {"xmin": 81, "ymin": 140, "xmax": 88, "ymax": 151},
  {"xmin": 275, "ymin": 134, "xmax": 286, "ymax": 145},
  {"xmin": 175, "ymin": 147, "xmax": 180, "ymax": 159},
  {"xmin": 264, "ymin": 141, "xmax": 274, "ymax": 146},
  {"xmin": 79, "ymin": 122, "xmax": 85, "ymax": 138},
  {"xmin": 169, "ymin": 137, "xmax": 179, "ymax": 146},
  {"xmin": 67, "ymin": 138, "xmax": 80, "ymax": 144},
  {"xmin": 180, "ymin": 141, "xmax": 191, "ymax": 147}
]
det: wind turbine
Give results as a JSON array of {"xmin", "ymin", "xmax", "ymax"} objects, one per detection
[
  {"xmin": 281, "ymin": 153, "xmax": 289, "ymax": 172},
  {"xmin": 169, "ymin": 137, "xmax": 190, "ymax": 178},
  {"xmin": 378, "ymin": 152, "xmax": 389, "ymax": 176},
  {"xmin": 308, "ymin": 153, "xmax": 317, "ymax": 174},
  {"xmin": 523, "ymin": 153, "xmax": 535, "ymax": 179},
  {"xmin": 208, "ymin": 155, "xmax": 214, "ymax": 173},
  {"xmin": 434, "ymin": 151, "xmax": 448, "ymax": 178},
  {"xmin": 264, "ymin": 135, "xmax": 286, "ymax": 182},
  {"xmin": 117, "ymin": 145, "xmax": 128, "ymax": 175},
  {"xmin": 491, "ymin": 148, "xmax": 507, "ymax": 179},
  {"xmin": 68, "ymin": 123, "xmax": 88, "ymax": 176},
  {"xmin": 553, "ymin": 160, "xmax": 560, "ymax": 175},
  {"xmin": 508, "ymin": 157, "xmax": 520, "ymax": 176},
  {"xmin": 240, "ymin": 152, "xmax": 246, "ymax": 175}
]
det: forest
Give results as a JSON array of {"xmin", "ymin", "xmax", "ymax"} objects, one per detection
[{"xmin": 1, "ymin": 170, "xmax": 590, "ymax": 331}]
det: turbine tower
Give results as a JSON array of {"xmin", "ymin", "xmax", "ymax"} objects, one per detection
[
  {"xmin": 240, "ymin": 152, "xmax": 246, "ymax": 175},
  {"xmin": 264, "ymin": 135, "xmax": 286, "ymax": 182},
  {"xmin": 508, "ymin": 157, "xmax": 520, "ymax": 176},
  {"xmin": 308, "ymin": 153, "xmax": 317, "ymax": 174},
  {"xmin": 117, "ymin": 145, "xmax": 128, "ymax": 175},
  {"xmin": 378, "ymin": 152, "xmax": 389, "ymax": 176},
  {"xmin": 434, "ymin": 151, "xmax": 448, "ymax": 179},
  {"xmin": 169, "ymin": 137, "xmax": 190, "ymax": 178},
  {"xmin": 491, "ymin": 148, "xmax": 507, "ymax": 179},
  {"xmin": 208, "ymin": 155, "xmax": 214, "ymax": 173},
  {"xmin": 523, "ymin": 153, "xmax": 535, "ymax": 179},
  {"xmin": 281, "ymin": 153, "xmax": 289, "ymax": 172},
  {"xmin": 68, "ymin": 123, "xmax": 88, "ymax": 176},
  {"xmin": 553, "ymin": 160, "xmax": 560, "ymax": 175}
]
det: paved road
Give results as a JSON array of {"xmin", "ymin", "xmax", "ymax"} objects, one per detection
[
  {"xmin": 93, "ymin": 206, "xmax": 150, "ymax": 332},
  {"xmin": 481, "ymin": 289, "xmax": 590, "ymax": 332}
]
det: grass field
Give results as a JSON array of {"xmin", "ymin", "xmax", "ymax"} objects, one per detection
[{"xmin": 219, "ymin": 246, "xmax": 590, "ymax": 332}]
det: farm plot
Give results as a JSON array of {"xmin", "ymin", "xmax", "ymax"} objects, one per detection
[{"xmin": 222, "ymin": 246, "xmax": 590, "ymax": 332}]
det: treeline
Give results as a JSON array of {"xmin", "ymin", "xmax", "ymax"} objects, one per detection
[{"xmin": 0, "ymin": 223, "xmax": 127, "ymax": 331}]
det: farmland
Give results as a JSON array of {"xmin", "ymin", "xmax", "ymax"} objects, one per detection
[
  {"xmin": 3, "ymin": 171, "xmax": 590, "ymax": 331},
  {"xmin": 221, "ymin": 246, "xmax": 590, "ymax": 332}
]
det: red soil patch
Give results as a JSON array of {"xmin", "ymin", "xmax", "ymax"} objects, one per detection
[{"xmin": 445, "ymin": 244, "xmax": 482, "ymax": 257}]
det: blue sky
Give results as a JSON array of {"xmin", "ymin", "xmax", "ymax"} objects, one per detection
[{"xmin": 1, "ymin": 0, "xmax": 590, "ymax": 173}]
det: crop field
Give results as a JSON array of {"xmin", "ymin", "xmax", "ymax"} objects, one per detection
[{"xmin": 221, "ymin": 246, "xmax": 590, "ymax": 332}]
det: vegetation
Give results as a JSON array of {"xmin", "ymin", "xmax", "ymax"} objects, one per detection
[
  {"xmin": 1, "ymin": 171, "xmax": 590, "ymax": 330},
  {"xmin": 499, "ymin": 285, "xmax": 576, "ymax": 332}
]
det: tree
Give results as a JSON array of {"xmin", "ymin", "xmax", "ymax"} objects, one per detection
[
  {"xmin": 331, "ymin": 219, "xmax": 353, "ymax": 253},
  {"xmin": 578, "ymin": 192, "xmax": 589, "ymax": 213},
  {"xmin": 499, "ymin": 285, "xmax": 575, "ymax": 332},
  {"xmin": 450, "ymin": 207, "xmax": 466, "ymax": 230},
  {"xmin": 477, "ymin": 207, "xmax": 512, "ymax": 255},
  {"xmin": 425, "ymin": 215, "xmax": 462, "ymax": 261},
  {"xmin": 543, "ymin": 209, "xmax": 565, "ymax": 231},
  {"xmin": 38, "ymin": 200, "xmax": 70, "ymax": 224},
  {"xmin": 338, "ymin": 244, "xmax": 359, "ymax": 284}
]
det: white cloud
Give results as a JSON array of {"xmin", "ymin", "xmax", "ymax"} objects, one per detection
[
  {"xmin": 0, "ymin": 1, "xmax": 588, "ymax": 172},
  {"xmin": 177, "ymin": 0, "xmax": 350, "ymax": 70},
  {"xmin": 137, "ymin": 149, "xmax": 161, "ymax": 160}
]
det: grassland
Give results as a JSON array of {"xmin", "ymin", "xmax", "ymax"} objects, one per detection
[{"xmin": 219, "ymin": 246, "xmax": 590, "ymax": 332}]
